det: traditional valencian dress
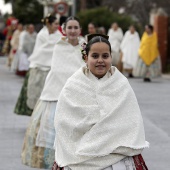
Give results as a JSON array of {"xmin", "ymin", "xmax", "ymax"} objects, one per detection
[
  {"xmin": 8, "ymin": 29, "xmax": 22, "ymax": 67},
  {"xmin": 14, "ymin": 27, "xmax": 61, "ymax": 116},
  {"xmin": 21, "ymin": 37, "xmax": 85, "ymax": 169},
  {"xmin": 53, "ymin": 66, "xmax": 149, "ymax": 170},
  {"xmin": 18, "ymin": 31, "xmax": 37, "ymax": 73},
  {"xmin": 11, "ymin": 30, "xmax": 27, "ymax": 72},
  {"xmin": 12, "ymin": 30, "xmax": 37, "ymax": 75},
  {"xmin": 108, "ymin": 28, "xmax": 123, "ymax": 66},
  {"xmin": 133, "ymin": 31, "xmax": 161, "ymax": 78},
  {"xmin": 120, "ymin": 30, "xmax": 140, "ymax": 70}
]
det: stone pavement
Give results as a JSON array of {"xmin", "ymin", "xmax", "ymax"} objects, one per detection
[{"xmin": 0, "ymin": 57, "xmax": 170, "ymax": 170}]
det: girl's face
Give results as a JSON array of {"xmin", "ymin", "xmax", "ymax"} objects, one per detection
[
  {"xmin": 49, "ymin": 19, "xmax": 59, "ymax": 33},
  {"xmin": 65, "ymin": 20, "xmax": 81, "ymax": 40},
  {"xmin": 85, "ymin": 42, "xmax": 112, "ymax": 79},
  {"xmin": 88, "ymin": 24, "xmax": 96, "ymax": 34}
]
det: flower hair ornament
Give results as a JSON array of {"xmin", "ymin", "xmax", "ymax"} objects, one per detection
[{"xmin": 81, "ymin": 42, "xmax": 87, "ymax": 61}]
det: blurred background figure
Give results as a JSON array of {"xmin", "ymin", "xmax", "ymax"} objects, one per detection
[
  {"xmin": 88, "ymin": 22, "xmax": 97, "ymax": 34},
  {"xmin": 108, "ymin": 22, "xmax": 123, "ymax": 66},
  {"xmin": 85, "ymin": 22, "xmax": 98, "ymax": 41},
  {"xmin": 1, "ymin": 16, "xmax": 18, "ymax": 58},
  {"xmin": 120, "ymin": 25, "xmax": 140, "ymax": 77},
  {"xmin": 8, "ymin": 23, "xmax": 23, "ymax": 67},
  {"xmin": 17, "ymin": 24, "xmax": 37, "ymax": 76},
  {"xmin": 133, "ymin": 25, "xmax": 161, "ymax": 82},
  {"xmin": 11, "ymin": 24, "xmax": 28, "ymax": 73},
  {"xmin": 98, "ymin": 26, "xmax": 106, "ymax": 35},
  {"xmin": 14, "ymin": 14, "xmax": 61, "ymax": 116}
]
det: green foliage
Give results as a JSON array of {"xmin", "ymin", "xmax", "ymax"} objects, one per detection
[
  {"xmin": 77, "ymin": 7, "xmax": 142, "ymax": 36},
  {"xmin": 7, "ymin": 0, "xmax": 43, "ymax": 24}
]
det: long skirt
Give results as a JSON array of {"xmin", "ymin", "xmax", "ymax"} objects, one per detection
[
  {"xmin": 52, "ymin": 154, "xmax": 148, "ymax": 170},
  {"xmin": 21, "ymin": 100, "xmax": 56, "ymax": 169},
  {"xmin": 11, "ymin": 50, "xmax": 20, "ymax": 72},
  {"xmin": 14, "ymin": 68, "xmax": 49, "ymax": 116},
  {"xmin": 133, "ymin": 56, "xmax": 161, "ymax": 78},
  {"xmin": 14, "ymin": 70, "xmax": 33, "ymax": 116},
  {"xmin": 35, "ymin": 100, "xmax": 57, "ymax": 149},
  {"xmin": 27, "ymin": 68, "xmax": 49, "ymax": 110}
]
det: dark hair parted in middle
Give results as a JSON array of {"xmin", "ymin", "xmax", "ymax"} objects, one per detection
[
  {"xmin": 63, "ymin": 16, "xmax": 80, "ymax": 29},
  {"xmin": 82, "ymin": 35, "xmax": 112, "ymax": 60}
]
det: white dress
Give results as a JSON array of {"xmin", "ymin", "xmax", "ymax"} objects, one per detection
[
  {"xmin": 108, "ymin": 28, "xmax": 123, "ymax": 65},
  {"xmin": 120, "ymin": 30, "xmax": 140, "ymax": 70}
]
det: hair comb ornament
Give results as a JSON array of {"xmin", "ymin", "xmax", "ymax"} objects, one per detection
[{"xmin": 87, "ymin": 34, "xmax": 109, "ymax": 42}]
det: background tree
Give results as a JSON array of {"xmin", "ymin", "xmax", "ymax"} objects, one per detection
[
  {"xmin": 77, "ymin": 7, "xmax": 142, "ymax": 36},
  {"xmin": 4, "ymin": 0, "xmax": 43, "ymax": 24},
  {"xmin": 102, "ymin": 0, "xmax": 170, "ymax": 26}
]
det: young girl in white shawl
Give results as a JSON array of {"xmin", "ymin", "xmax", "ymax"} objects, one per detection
[
  {"xmin": 14, "ymin": 14, "xmax": 61, "ymax": 116},
  {"xmin": 21, "ymin": 16, "xmax": 85, "ymax": 169},
  {"xmin": 53, "ymin": 34, "xmax": 149, "ymax": 170}
]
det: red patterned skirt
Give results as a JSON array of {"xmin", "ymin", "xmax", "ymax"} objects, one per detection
[{"xmin": 52, "ymin": 154, "xmax": 148, "ymax": 170}]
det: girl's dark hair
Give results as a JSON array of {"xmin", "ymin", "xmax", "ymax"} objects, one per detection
[
  {"xmin": 148, "ymin": 25, "xmax": 154, "ymax": 32},
  {"xmin": 42, "ymin": 14, "xmax": 57, "ymax": 26},
  {"xmin": 146, "ymin": 24, "xmax": 154, "ymax": 32},
  {"xmin": 59, "ymin": 16, "xmax": 67, "ymax": 26},
  {"xmin": 63, "ymin": 16, "xmax": 80, "ymax": 29},
  {"xmin": 82, "ymin": 36, "xmax": 112, "ymax": 60}
]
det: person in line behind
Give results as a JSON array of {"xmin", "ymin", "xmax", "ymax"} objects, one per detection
[
  {"xmin": 107, "ymin": 22, "xmax": 123, "ymax": 67},
  {"xmin": 21, "ymin": 16, "xmax": 85, "ymax": 169},
  {"xmin": 120, "ymin": 25, "xmax": 140, "ymax": 77},
  {"xmin": 133, "ymin": 25, "xmax": 161, "ymax": 82},
  {"xmin": 14, "ymin": 14, "xmax": 61, "ymax": 116}
]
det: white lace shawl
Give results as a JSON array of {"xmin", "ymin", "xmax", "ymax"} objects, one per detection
[
  {"xmin": 28, "ymin": 27, "xmax": 61, "ymax": 69},
  {"xmin": 40, "ymin": 38, "xmax": 85, "ymax": 101},
  {"xmin": 54, "ymin": 66, "xmax": 149, "ymax": 170}
]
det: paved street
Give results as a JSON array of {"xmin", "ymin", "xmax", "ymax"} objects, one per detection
[{"xmin": 0, "ymin": 56, "xmax": 170, "ymax": 170}]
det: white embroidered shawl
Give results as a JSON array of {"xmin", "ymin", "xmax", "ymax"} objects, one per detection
[
  {"xmin": 54, "ymin": 66, "xmax": 149, "ymax": 170},
  {"xmin": 28, "ymin": 27, "xmax": 61, "ymax": 69},
  {"xmin": 120, "ymin": 30, "xmax": 140, "ymax": 69},
  {"xmin": 40, "ymin": 38, "xmax": 85, "ymax": 101}
]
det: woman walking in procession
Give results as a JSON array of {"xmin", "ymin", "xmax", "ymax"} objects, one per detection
[
  {"xmin": 133, "ymin": 25, "xmax": 161, "ymax": 82},
  {"xmin": 53, "ymin": 34, "xmax": 149, "ymax": 170},
  {"xmin": 21, "ymin": 16, "xmax": 85, "ymax": 169},
  {"xmin": 14, "ymin": 14, "xmax": 61, "ymax": 116},
  {"xmin": 120, "ymin": 25, "xmax": 140, "ymax": 77}
]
